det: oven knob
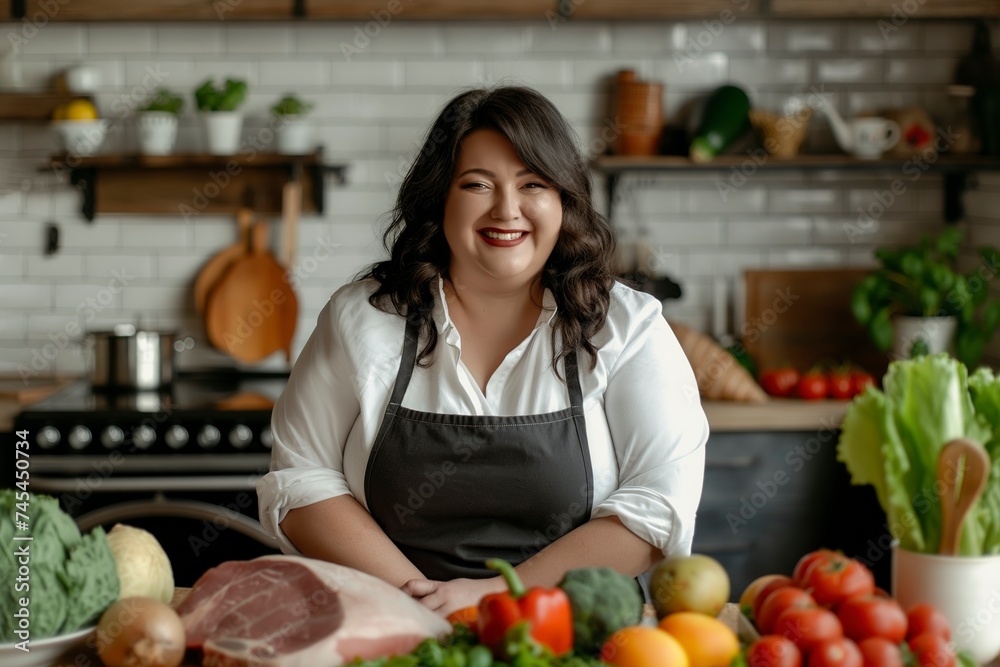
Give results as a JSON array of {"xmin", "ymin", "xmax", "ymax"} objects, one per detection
[
  {"xmin": 68, "ymin": 426, "xmax": 92, "ymax": 450},
  {"xmin": 229, "ymin": 424, "xmax": 253, "ymax": 449},
  {"xmin": 260, "ymin": 426, "xmax": 274, "ymax": 450},
  {"xmin": 165, "ymin": 425, "xmax": 189, "ymax": 450},
  {"xmin": 100, "ymin": 426, "xmax": 125, "ymax": 449},
  {"xmin": 197, "ymin": 425, "xmax": 221, "ymax": 449},
  {"xmin": 37, "ymin": 426, "xmax": 61, "ymax": 449},
  {"xmin": 132, "ymin": 425, "xmax": 156, "ymax": 450}
]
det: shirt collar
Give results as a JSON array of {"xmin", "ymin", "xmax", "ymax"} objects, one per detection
[{"xmin": 433, "ymin": 275, "xmax": 558, "ymax": 336}]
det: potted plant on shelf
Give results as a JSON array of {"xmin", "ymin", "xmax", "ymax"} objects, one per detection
[
  {"xmin": 137, "ymin": 88, "xmax": 183, "ymax": 156},
  {"xmin": 852, "ymin": 227, "xmax": 1000, "ymax": 368},
  {"xmin": 194, "ymin": 78, "xmax": 247, "ymax": 155},
  {"xmin": 271, "ymin": 94, "xmax": 314, "ymax": 155}
]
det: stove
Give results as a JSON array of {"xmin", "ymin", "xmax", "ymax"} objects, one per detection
[
  {"xmin": 13, "ymin": 370, "xmax": 288, "ymax": 585},
  {"xmin": 15, "ymin": 370, "xmax": 285, "ymax": 473}
]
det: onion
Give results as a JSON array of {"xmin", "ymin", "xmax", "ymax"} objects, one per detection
[{"xmin": 96, "ymin": 597, "xmax": 186, "ymax": 667}]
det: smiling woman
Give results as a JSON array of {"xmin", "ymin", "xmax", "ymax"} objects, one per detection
[{"xmin": 256, "ymin": 86, "xmax": 709, "ymax": 618}]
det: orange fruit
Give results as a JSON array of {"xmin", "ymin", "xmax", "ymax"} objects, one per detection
[
  {"xmin": 739, "ymin": 573, "xmax": 787, "ymax": 611},
  {"xmin": 600, "ymin": 626, "xmax": 689, "ymax": 667},
  {"xmin": 659, "ymin": 612, "xmax": 740, "ymax": 667}
]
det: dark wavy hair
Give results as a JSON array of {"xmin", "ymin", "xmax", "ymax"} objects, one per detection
[{"xmin": 361, "ymin": 86, "xmax": 618, "ymax": 373}]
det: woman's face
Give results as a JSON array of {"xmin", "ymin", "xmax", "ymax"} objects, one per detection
[{"xmin": 442, "ymin": 129, "xmax": 563, "ymax": 290}]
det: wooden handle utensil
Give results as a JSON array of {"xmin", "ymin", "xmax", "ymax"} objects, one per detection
[{"xmin": 937, "ymin": 438, "xmax": 991, "ymax": 555}]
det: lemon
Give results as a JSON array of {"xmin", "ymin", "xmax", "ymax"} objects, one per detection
[{"xmin": 64, "ymin": 99, "xmax": 98, "ymax": 121}]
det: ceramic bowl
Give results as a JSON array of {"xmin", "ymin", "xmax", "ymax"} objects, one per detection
[{"xmin": 53, "ymin": 120, "xmax": 108, "ymax": 157}]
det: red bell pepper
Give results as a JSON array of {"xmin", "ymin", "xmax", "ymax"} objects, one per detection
[{"xmin": 476, "ymin": 559, "xmax": 573, "ymax": 657}]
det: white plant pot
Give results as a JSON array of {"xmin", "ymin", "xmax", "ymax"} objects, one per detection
[
  {"xmin": 893, "ymin": 545, "xmax": 1000, "ymax": 664},
  {"xmin": 275, "ymin": 116, "xmax": 313, "ymax": 155},
  {"xmin": 137, "ymin": 111, "xmax": 178, "ymax": 156},
  {"xmin": 201, "ymin": 111, "xmax": 243, "ymax": 155},
  {"xmin": 892, "ymin": 315, "xmax": 956, "ymax": 360}
]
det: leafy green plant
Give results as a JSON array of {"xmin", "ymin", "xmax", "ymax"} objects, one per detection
[
  {"xmin": 143, "ymin": 88, "xmax": 184, "ymax": 115},
  {"xmin": 270, "ymin": 94, "xmax": 313, "ymax": 117},
  {"xmin": 851, "ymin": 227, "xmax": 1000, "ymax": 368},
  {"xmin": 194, "ymin": 78, "xmax": 247, "ymax": 112}
]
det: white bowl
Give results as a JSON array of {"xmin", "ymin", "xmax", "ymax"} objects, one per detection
[
  {"xmin": 0, "ymin": 625, "xmax": 95, "ymax": 667},
  {"xmin": 53, "ymin": 120, "xmax": 108, "ymax": 157}
]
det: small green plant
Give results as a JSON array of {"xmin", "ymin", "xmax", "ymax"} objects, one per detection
[
  {"xmin": 270, "ymin": 94, "xmax": 313, "ymax": 117},
  {"xmin": 852, "ymin": 227, "xmax": 1000, "ymax": 368},
  {"xmin": 144, "ymin": 88, "xmax": 184, "ymax": 115},
  {"xmin": 194, "ymin": 78, "xmax": 247, "ymax": 112}
]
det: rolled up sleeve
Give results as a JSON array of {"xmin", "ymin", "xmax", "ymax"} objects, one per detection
[
  {"xmin": 256, "ymin": 297, "xmax": 362, "ymax": 554},
  {"xmin": 594, "ymin": 297, "xmax": 708, "ymax": 558}
]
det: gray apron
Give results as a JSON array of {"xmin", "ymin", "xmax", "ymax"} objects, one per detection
[{"xmin": 364, "ymin": 318, "xmax": 594, "ymax": 580}]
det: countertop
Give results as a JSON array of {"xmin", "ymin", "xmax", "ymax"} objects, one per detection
[{"xmin": 0, "ymin": 396, "xmax": 850, "ymax": 435}]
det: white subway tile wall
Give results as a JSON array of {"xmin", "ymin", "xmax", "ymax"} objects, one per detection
[{"xmin": 0, "ymin": 17, "xmax": 993, "ymax": 374}]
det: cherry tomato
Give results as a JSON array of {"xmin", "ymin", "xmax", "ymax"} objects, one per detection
[
  {"xmin": 758, "ymin": 587, "xmax": 817, "ymax": 634},
  {"xmin": 742, "ymin": 574, "xmax": 791, "ymax": 612},
  {"xmin": 753, "ymin": 575, "xmax": 797, "ymax": 621},
  {"xmin": 850, "ymin": 371, "xmax": 876, "ymax": 397},
  {"xmin": 908, "ymin": 632, "xmax": 956, "ymax": 667},
  {"xmin": 808, "ymin": 638, "xmax": 863, "ymax": 667},
  {"xmin": 761, "ymin": 367, "xmax": 801, "ymax": 398},
  {"xmin": 747, "ymin": 635, "xmax": 803, "ymax": 667},
  {"xmin": 906, "ymin": 604, "xmax": 952, "ymax": 641},
  {"xmin": 802, "ymin": 555, "xmax": 875, "ymax": 608},
  {"xmin": 828, "ymin": 372, "xmax": 854, "ymax": 400},
  {"xmin": 793, "ymin": 549, "xmax": 839, "ymax": 587},
  {"xmin": 857, "ymin": 637, "xmax": 904, "ymax": 667},
  {"xmin": 837, "ymin": 595, "xmax": 907, "ymax": 643},
  {"xmin": 774, "ymin": 607, "xmax": 844, "ymax": 653},
  {"xmin": 797, "ymin": 372, "xmax": 829, "ymax": 400}
]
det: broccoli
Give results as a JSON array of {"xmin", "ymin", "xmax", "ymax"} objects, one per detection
[{"xmin": 557, "ymin": 567, "xmax": 644, "ymax": 655}]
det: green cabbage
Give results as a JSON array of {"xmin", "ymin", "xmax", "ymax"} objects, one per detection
[
  {"xmin": 0, "ymin": 491, "xmax": 119, "ymax": 641},
  {"xmin": 837, "ymin": 353, "xmax": 1000, "ymax": 555}
]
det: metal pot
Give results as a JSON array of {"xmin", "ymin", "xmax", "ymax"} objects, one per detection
[{"xmin": 88, "ymin": 324, "xmax": 178, "ymax": 390}]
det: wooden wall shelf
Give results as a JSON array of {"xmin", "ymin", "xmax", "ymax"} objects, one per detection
[
  {"xmin": 48, "ymin": 150, "xmax": 347, "ymax": 222},
  {"xmin": 0, "ymin": 93, "xmax": 93, "ymax": 122},
  {"xmin": 592, "ymin": 154, "xmax": 1000, "ymax": 224}
]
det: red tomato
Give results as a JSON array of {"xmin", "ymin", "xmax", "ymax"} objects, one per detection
[
  {"xmin": 808, "ymin": 638, "xmax": 863, "ymax": 667},
  {"xmin": 797, "ymin": 372, "xmax": 829, "ymax": 400},
  {"xmin": 857, "ymin": 637, "xmax": 904, "ymax": 667},
  {"xmin": 753, "ymin": 575, "xmax": 797, "ymax": 621},
  {"xmin": 908, "ymin": 633, "xmax": 957, "ymax": 667},
  {"xmin": 761, "ymin": 367, "xmax": 801, "ymax": 398},
  {"xmin": 802, "ymin": 555, "xmax": 875, "ymax": 608},
  {"xmin": 837, "ymin": 595, "xmax": 907, "ymax": 643},
  {"xmin": 906, "ymin": 604, "xmax": 952, "ymax": 641},
  {"xmin": 774, "ymin": 607, "xmax": 844, "ymax": 653},
  {"xmin": 747, "ymin": 635, "xmax": 803, "ymax": 667},
  {"xmin": 828, "ymin": 372, "xmax": 854, "ymax": 400},
  {"xmin": 758, "ymin": 587, "xmax": 817, "ymax": 634},
  {"xmin": 850, "ymin": 371, "xmax": 876, "ymax": 397},
  {"xmin": 793, "ymin": 549, "xmax": 839, "ymax": 587}
]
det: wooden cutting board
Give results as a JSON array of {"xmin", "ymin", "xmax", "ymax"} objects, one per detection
[
  {"xmin": 204, "ymin": 221, "xmax": 298, "ymax": 364},
  {"xmin": 741, "ymin": 268, "xmax": 886, "ymax": 376},
  {"xmin": 194, "ymin": 207, "xmax": 253, "ymax": 316}
]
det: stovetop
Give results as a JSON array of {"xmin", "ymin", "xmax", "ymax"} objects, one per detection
[{"xmin": 15, "ymin": 369, "xmax": 288, "ymax": 459}]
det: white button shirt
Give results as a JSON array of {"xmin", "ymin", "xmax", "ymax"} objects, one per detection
[{"xmin": 257, "ymin": 276, "xmax": 708, "ymax": 562}]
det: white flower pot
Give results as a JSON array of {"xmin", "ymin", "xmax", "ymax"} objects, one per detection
[
  {"xmin": 137, "ymin": 111, "xmax": 178, "ymax": 156},
  {"xmin": 892, "ymin": 315, "xmax": 956, "ymax": 360},
  {"xmin": 893, "ymin": 545, "xmax": 1000, "ymax": 664},
  {"xmin": 275, "ymin": 116, "xmax": 313, "ymax": 155},
  {"xmin": 201, "ymin": 111, "xmax": 243, "ymax": 155}
]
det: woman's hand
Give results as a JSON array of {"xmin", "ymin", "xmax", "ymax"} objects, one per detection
[{"xmin": 401, "ymin": 577, "xmax": 504, "ymax": 617}]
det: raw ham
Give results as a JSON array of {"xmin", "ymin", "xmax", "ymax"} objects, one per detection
[{"xmin": 177, "ymin": 555, "xmax": 451, "ymax": 667}]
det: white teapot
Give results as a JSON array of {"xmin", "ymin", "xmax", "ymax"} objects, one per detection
[{"xmin": 817, "ymin": 98, "xmax": 901, "ymax": 159}]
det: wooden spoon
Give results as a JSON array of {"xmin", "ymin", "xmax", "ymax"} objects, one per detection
[
  {"xmin": 194, "ymin": 207, "xmax": 253, "ymax": 316},
  {"xmin": 937, "ymin": 438, "xmax": 991, "ymax": 555}
]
